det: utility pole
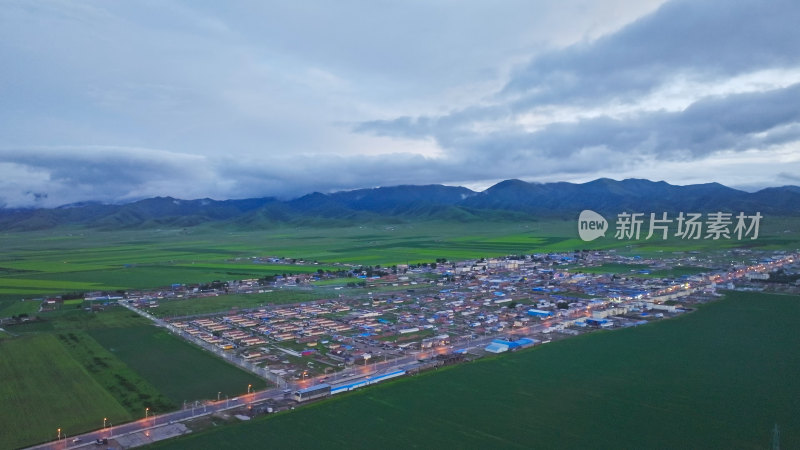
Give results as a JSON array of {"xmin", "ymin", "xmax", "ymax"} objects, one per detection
[{"xmin": 771, "ymin": 424, "xmax": 780, "ymax": 450}]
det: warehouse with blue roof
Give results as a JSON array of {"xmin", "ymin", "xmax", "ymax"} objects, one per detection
[{"xmin": 527, "ymin": 308, "xmax": 554, "ymax": 318}]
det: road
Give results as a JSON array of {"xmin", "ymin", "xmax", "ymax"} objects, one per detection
[{"xmin": 25, "ymin": 387, "xmax": 288, "ymax": 450}]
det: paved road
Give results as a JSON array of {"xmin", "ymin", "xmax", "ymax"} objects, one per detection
[{"xmin": 25, "ymin": 387, "xmax": 289, "ymax": 450}]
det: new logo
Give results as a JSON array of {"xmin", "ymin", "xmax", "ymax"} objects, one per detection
[{"xmin": 578, "ymin": 210, "xmax": 608, "ymax": 241}]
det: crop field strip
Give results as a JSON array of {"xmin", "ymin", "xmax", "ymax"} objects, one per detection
[
  {"xmin": 0, "ymin": 309, "xmax": 267, "ymax": 448},
  {"xmin": 55, "ymin": 330, "xmax": 175, "ymax": 410},
  {"xmin": 0, "ymin": 334, "xmax": 133, "ymax": 450},
  {"xmin": 89, "ymin": 325, "xmax": 269, "ymax": 403}
]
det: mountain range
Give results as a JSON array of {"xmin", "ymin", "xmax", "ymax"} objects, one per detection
[{"xmin": 1, "ymin": 178, "xmax": 798, "ymax": 231}]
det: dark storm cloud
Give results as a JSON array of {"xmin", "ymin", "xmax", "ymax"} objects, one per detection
[
  {"xmin": 2, "ymin": 147, "xmax": 198, "ymax": 185},
  {"xmin": 0, "ymin": 147, "xmax": 460, "ymax": 207},
  {"xmin": 355, "ymin": 0, "xmax": 800, "ymax": 179},
  {"xmin": 0, "ymin": 143, "xmax": 624, "ymax": 208},
  {"xmin": 358, "ymin": 82, "xmax": 800, "ymax": 165},
  {"xmin": 504, "ymin": 0, "xmax": 800, "ymax": 106},
  {"xmin": 0, "ymin": 147, "xmax": 209, "ymax": 206},
  {"xmin": 453, "ymin": 83, "xmax": 800, "ymax": 161}
]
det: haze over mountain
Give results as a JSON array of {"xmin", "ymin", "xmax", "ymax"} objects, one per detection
[{"xmin": 1, "ymin": 179, "xmax": 798, "ymax": 231}]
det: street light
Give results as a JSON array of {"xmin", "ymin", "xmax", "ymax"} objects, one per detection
[
  {"xmin": 248, "ymin": 384, "xmax": 252, "ymax": 394},
  {"xmin": 103, "ymin": 417, "xmax": 107, "ymax": 429},
  {"xmin": 145, "ymin": 407, "xmax": 149, "ymax": 421},
  {"xmin": 217, "ymin": 391, "xmax": 221, "ymax": 401}
]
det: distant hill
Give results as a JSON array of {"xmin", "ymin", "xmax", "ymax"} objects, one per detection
[
  {"xmin": 460, "ymin": 178, "xmax": 766, "ymax": 215},
  {"xmin": 1, "ymin": 179, "xmax": 798, "ymax": 231}
]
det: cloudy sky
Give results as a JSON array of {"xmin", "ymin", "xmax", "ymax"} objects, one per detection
[{"xmin": 2, "ymin": 0, "xmax": 799, "ymax": 207}]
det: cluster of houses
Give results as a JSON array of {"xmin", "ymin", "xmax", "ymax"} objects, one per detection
[{"xmin": 15, "ymin": 247, "xmax": 798, "ymax": 381}]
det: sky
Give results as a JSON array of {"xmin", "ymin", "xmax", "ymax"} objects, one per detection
[{"xmin": 2, "ymin": 0, "xmax": 799, "ymax": 208}]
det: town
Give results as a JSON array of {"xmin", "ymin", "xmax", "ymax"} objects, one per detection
[{"xmin": 36, "ymin": 248, "xmax": 800, "ymax": 388}]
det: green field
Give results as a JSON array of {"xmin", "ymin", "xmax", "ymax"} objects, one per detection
[
  {"xmin": 1, "ymin": 308, "xmax": 266, "ymax": 448},
  {"xmin": 4, "ymin": 310, "xmax": 268, "ymax": 402},
  {"xmin": 1, "ymin": 220, "xmax": 798, "ymax": 314},
  {"xmin": 151, "ymin": 289, "xmax": 332, "ymax": 318},
  {"xmin": 0, "ymin": 334, "xmax": 134, "ymax": 449},
  {"xmin": 152, "ymin": 291, "xmax": 800, "ymax": 449},
  {"xmin": 0, "ymin": 298, "xmax": 41, "ymax": 316},
  {"xmin": 571, "ymin": 262, "xmax": 711, "ymax": 278},
  {"xmin": 89, "ymin": 325, "xmax": 268, "ymax": 403},
  {"xmin": 54, "ymin": 329, "xmax": 175, "ymax": 412}
]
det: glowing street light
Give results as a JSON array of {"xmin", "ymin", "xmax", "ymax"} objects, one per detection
[
  {"xmin": 103, "ymin": 417, "xmax": 107, "ymax": 429},
  {"xmin": 248, "ymin": 384, "xmax": 252, "ymax": 394},
  {"xmin": 145, "ymin": 407, "xmax": 149, "ymax": 421},
  {"xmin": 57, "ymin": 428, "xmax": 61, "ymax": 439}
]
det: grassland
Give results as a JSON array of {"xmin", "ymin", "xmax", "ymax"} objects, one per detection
[
  {"xmin": 1, "ymin": 220, "xmax": 798, "ymax": 313},
  {"xmin": 570, "ymin": 262, "xmax": 711, "ymax": 278},
  {"xmin": 5, "ymin": 309, "xmax": 268, "ymax": 402},
  {"xmin": 0, "ymin": 334, "xmax": 133, "ymax": 450},
  {"xmin": 0, "ymin": 298, "xmax": 41, "ymax": 316},
  {"xmin": 55, "ymin": 329, "xmax": 175, "ymax": 412},
  {"xmin": 89, "ymin": 325, "xmax": 268, "ymax": 403},
  {"xmin": 150, "ymin": 289, "xmax": 332, "ymax": 318},
  {"xmin": 152, "ymin": 291, "xmax": 800, "ymax": 449},
  {"xmin": 1, "ymin": 308, "xmax": 266, "ymax": 448}
]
